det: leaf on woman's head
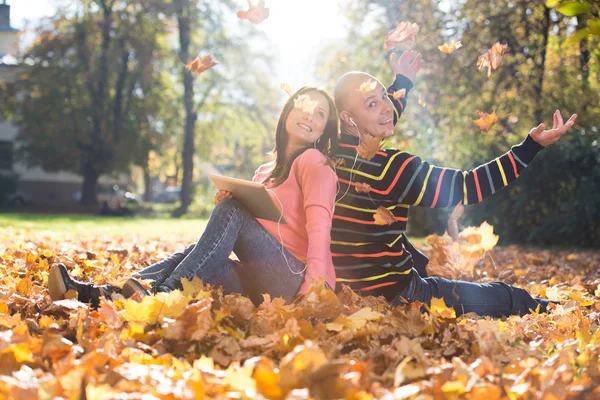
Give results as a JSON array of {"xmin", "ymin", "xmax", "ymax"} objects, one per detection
[
  {"xmin": 477, "ymin": 42, "xmax": 508, "ymax": 76},
  {"xmin": 384, "ymin": 21, "xmax": 420, "ymax": 50},
  {"xmin": 185, "ymin": 55, "xmax": 218, "ymax": 75},
  {"xmin": 355, "ymin": 182, "xmax": 371, "ymax": 193},
  {"xmin": 373, "ymin": 206, "xmax": 396, "ymax": 226},
  {"xmin": 294, "ymin": 94, "xmax": 318, "ymax": 115},
  {"xmin": 438, "ymin": 41, "xmax": 462, "ymax": 54},
  {"xmin": 472, "ymin": 110, "xmax": 498, "ymax": 133},
  {"xmin": 356, "ymin": 134, "xmax": 383, "ymax": 161},
  {"xmin": 391, "ymin": 89, "xmax": 406, "ymax": 100},
  {"xmin": 237, "ymin": 0, "xmax": 270, "ymax": 25},
  {"xmin": 280, "ymin": 83, "xmax": 292, "ymax": 96},
  {"xmin": 358, "ymin": 79, "xmax": 378, "ymax": 93}
]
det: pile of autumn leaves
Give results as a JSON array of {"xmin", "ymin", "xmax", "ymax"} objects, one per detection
[{"xmin": 0, "ymin": 226, "xmax": 599, "ymax": 399}]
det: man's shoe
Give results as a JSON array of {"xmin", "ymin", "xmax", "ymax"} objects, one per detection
[{"xmin": 122, "ymin": 278, "xmax": 150, "ymax": 299}]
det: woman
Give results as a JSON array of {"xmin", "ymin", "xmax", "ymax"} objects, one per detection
[{"xmin": 48, "ymin": 87, "xmax": 339, "ymax": 307}]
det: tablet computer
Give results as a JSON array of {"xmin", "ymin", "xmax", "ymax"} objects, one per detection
[{"xmin": 209, "ymin": 174, "xmax": 287, "ymax": 224}]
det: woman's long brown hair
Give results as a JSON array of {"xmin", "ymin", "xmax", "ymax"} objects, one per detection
[{"xmin": 264, "ymin": 87, "xmax": 339, "ymax": 187}]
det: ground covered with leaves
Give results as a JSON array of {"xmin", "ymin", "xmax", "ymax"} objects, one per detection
[{"xmin": 0, "ymin": 226, "xmax": 599, "ymax": 399}]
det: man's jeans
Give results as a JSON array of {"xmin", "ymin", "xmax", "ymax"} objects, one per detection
[
  {"xmin": 392, "ymin": 269, "xmax": 556, "ymax": 318},
  {"xmin": 132, "ymin": 199, "xmax": 305, "ymax": 304}
]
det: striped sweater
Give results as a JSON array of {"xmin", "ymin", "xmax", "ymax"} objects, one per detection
[{"xmin": 331, "ymin": 74, "xmax": 545, "ymax": 301}]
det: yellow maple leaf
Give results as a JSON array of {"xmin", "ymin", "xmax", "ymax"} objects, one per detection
[
  {"xmin": 430, "ymin": 297, "xmax": 456, "ymax": 319},
  {"xmin": 438, "ymin": 40, "xmax": 462, "ymax": 54},
  {"xmin": 472, "ymin": 110, "xmax": 499, "ymax": 133},
  {"xmin": 359, "ymin": 79, "xmax": 378, "ymax": 92}
]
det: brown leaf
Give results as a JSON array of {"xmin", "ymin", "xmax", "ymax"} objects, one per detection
[
  {"xmin": 477, "ymin": 42, "xmax": 508, "ymax": 77},
  {"xmin": 358, "ymin": 79, "xmax": 378, "ymax": 93},
  {"xmin": 185, "ymin": 54, "xmax": 219, "ymax": 75},
  {"xmin": 447, "ymin": 203, "xmax": 464, "ymax": 242},
  {"xmin": 163, "ymin": 298, "xmax": 213, "ymax": 341},
  {"xmin": 391, "ymin": 88, "xmax": 406, "ymax": 100},
  {"xmin": 356, "ymin": 134, "xmax": 383, "ymax": 161},
  {"xmin": 384, "ymin": 21, "xmax": 420, "ymax": 50},
  {"xmin": 355, "ymin": 182, "xmax": 371, "ymax": 193},
  {"xmin": 373, "ymin": 206, "xmax": 396, "ymax": 226},
  {"xmin": 237, "ymin": 0, "xmax": 270, "ymax": 25}
]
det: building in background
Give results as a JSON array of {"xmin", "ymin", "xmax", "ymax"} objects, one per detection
[{"xmin": 0, "ymin": 0, "xmax": 128, "ymax": 207}]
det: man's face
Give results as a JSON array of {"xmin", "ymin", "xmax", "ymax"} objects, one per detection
[{"xmin": 347, "ymin": 81, "xmax": 395, "ymax": 137}]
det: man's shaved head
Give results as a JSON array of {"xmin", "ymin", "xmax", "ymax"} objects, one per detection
[{"xmin": 334, "ymin": 71, "xmax": 382, "ymax": 113}]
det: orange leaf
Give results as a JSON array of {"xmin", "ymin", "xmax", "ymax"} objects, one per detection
[
  {"xmin": 294, "ymin": 94, "xmax": 318, "ymax": 114},
  {"xmin": 237, "ymin": 0, "xmax": 270, "ymax": 25},
  {"xmin": 391, "ymin": 88, "xmax": 406, "ymax": 100},
  {"xmin": 447, "ymin": 203, "xmax": 464, "ymax": 242},
  {"xmin": 358, "ymin": 79, "xmax": 378, "ymax": 93},
  {"xmin": 384, "ymin": 21, "xmax": 420, "ymax": 50},
  {"xmin": 477, "ymin": 42, "xmax": 508, "ymax": 77},
  {"xmin": 185, "ymin": 54, "xmax": 219, "ymax": 75},
  {"xmin": 472, "ymin": 111, "xmax": 498, "ymax": 133},
  {"xmin": 438, "ymin": 41, "xmax": 462, "ymax": 54},
  {"xmin": 373, "ymin": 206, "xmax": 396, "ymax": 226}
]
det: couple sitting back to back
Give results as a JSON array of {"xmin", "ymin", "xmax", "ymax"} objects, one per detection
[{"xmin": 50, "ymin": 50, "xmax": 577, "ymax": 318}]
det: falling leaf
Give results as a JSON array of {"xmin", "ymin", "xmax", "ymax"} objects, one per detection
[
  {"xmin": 418, "ymin": 94, "xmax": 427, "ymax": 107},
  {"xmin": 322, "ymin": 157, "xmax": 345, "ymax": 168},
  {"xmin": 477, "ymin": 42, "xmax": 508, "ymax": 77},
  {"xmin": 294, "ymin": 94, "xmax": 318, "ymax": 115},
  {"xmin": 438, "ymin": 41, "xmax": 463, "ymax": 54},
  {"xmin": 384, "ymin": 21, "xmax": 420, "ymax": 50},
  {"xmin": 472, "ymin": 110, "xmax": 499, "ymax": 133},
  {"xmin": 355, "ymin": 182, "xmax": 371, "ymax": 193},
  {"xmin": 356, "ymin": 134, "xmax": 383, "ymax": 161},
  {"xmin": 447, "ymin": 203, "xmax": 464, "ymax": 242},
  {"xmin": 237, "ymin": 0, "xmax": 270, "ymax": 25},
  {"xmin": 460, "ymin": 221, "xmax": 499, "ymax": 252},
  {"xmin": 373, "ymin": 206, "xmax": 396, "ymax": 225},
  {"xmin": 359, "ymin": 79, "xmax": 378, "ymax": 93},
  {"xmin": 391, "ymin": 88, "xmax": 406, "ymax": 100},
  {"xmin": 280, "ymin": 83, "xmax": 292, "ymax": 96},
  {"xmin": 185, "ymin": 54, "xmax": 219, "ymax": 75}
]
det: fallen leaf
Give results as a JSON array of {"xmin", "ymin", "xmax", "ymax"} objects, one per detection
[
  {"xmin": 384, "ymin": 22, "xmax": 420, "ymax": 50},
  {"xmin": 373, "ymin": 206, "xmax": 396, "ymax": 226},
  {"xmin": 280, "ymin": 83, "xmax": 292, "ymax": 96},
  {"xmin": 359, "ymin": 79, "xmax": 378, "ymax": 93},
  {"xmin": 237, "ymin": 0, "xmax": 270, "ymax": 25}
]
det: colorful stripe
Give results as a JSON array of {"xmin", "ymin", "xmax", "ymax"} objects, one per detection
[
  {"xmin": 448, "ymin": 170, "xmax": 459, "ymax": 207},
  {"xmin": 360, "ymin": 281, "xmax": 398, "ymax": 291},
  {"xmin": 333, "ymin": 215, "xmax": 408, "ymax": 225},
  {"xmin": 332, "ymin": 250, "xmax": 404, "ymax": 258},
  {"xmin": 334, "ymin": 257, "xmax": 413, "ymax": 271},
  {"xmin": 430, "ymin": 168, "xmax": 446, "ymax": 208},
  {"xmin": 473, "ymin": 169, "xmax": 483, "ymax": 202},
  {"xmin": 339, "ymin": 143, "xmax": 387, "ymax": 157},
  {"xmin": 507, "ymin": 152, "xmax": 519, "ymax": 178},
  {"xmin": 463, "ymin": 171, "xmax": 468, "ymax": 205},
  {"xmin": 484, "ymin": 164, "xmax": 496, "ymax": 194},
  {"xmin": 336, "ymin": 269, "xmax": 413, "ymax": 283},
  {"xmin": 511, "ymin": 151, "xmax": 527, "ymax": 168},
  {"xmin": 496, "ymin": 158, "xmax": 508, "ymax": 186},
  {"xmin": 414, "ymin": 165, "xmax": 434, "ymax": 206},
  {"xmin": 397, "ymin": 162, "xmax": 425, "ymax": 203}
]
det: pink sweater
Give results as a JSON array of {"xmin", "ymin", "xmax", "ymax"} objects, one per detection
[{"xmin": 252, "ymin": 149, "xmax": 337, "ymax": 294}]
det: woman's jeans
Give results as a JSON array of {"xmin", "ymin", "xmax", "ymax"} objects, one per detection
[
  {"xmin": 132, "ymin": 199, "xmax": 305, "ymax": 304},
  {"xmin": 392, "ymin": 268, "xmax": 556, "ymax": 318}
]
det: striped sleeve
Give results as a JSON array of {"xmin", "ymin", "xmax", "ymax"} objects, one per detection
[
  {"xmin": 388, "ymin": 74, "xmax": 414, "ymax": 125},
  {"xmin": 388, "ymin": 134, "xmax": 544, "ymax": 208}
]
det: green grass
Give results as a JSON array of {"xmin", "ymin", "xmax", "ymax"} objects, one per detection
[{"xmin": 0, "ymin": 213, "xmax": 208, "ymax": 237}]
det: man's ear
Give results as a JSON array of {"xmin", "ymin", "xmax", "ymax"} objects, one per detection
[{"xmin": 339, "ymin": 110, "xmax": 354, "ymax": 127}]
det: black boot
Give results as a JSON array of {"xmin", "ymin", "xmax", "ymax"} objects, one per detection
[
  {"xmin": 48, "ymin": 263, "xmax": 120, "ymax": 308},
  {"xmin": 122, "ymin": 278, "xmax": 150, "ymax": 299}
]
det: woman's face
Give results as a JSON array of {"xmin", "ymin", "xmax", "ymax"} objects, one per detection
[{"xmin": 285, "ymin": 91, "xmax": 330, "ymax": 147}]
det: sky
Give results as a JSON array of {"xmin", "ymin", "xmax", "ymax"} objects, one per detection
[{"xmin": 7, "ymin": 0, "xmax": 348, "ymax": 88}]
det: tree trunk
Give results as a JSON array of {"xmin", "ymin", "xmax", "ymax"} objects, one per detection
[
  {"xmin": 533, "ymin": 6, "xmax": 551, "ymax": 123},
  {"xmin": 80, "ymin": 160, "xmax": 100, "ymax": 206},
  {"xmin": 143, "ymin": 164, "xmax": 153, "ymax": 202},
  {"xmin": 172, "ymin": 0, "xmax": 197, "ymax": 218}
]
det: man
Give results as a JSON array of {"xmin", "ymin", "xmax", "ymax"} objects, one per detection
[{"xmin": 331, "ymin": 50, "xmax": 577, "ymax": 317}]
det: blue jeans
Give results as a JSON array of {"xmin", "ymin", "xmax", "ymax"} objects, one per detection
[
  {"xmin": 133, "ymin": 199, "xmax": 306, "ymax": 304},
  {"xmin": 392, "ymin": 269, "xmax": 556, "ymax": 318}
]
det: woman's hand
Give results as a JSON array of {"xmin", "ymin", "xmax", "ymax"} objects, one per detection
[
  {"xmin": 529, "ymin": 110, "xmax": 577, "ymax": 147},
  {"xmin": 213, "ymin": 190, "xmax": 232, "ymax": 205}
]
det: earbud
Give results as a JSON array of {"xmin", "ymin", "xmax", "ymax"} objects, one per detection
[{"xmin": 349, "ymin": 118, "xmax": 357, "ymax": 127}]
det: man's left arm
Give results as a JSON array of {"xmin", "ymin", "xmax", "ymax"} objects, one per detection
[{"xmin": 388, "ymin": 50, "xmax": 423, "ymax": 125}]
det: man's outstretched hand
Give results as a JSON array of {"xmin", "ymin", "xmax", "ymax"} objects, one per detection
[
  {"xmin": 530, "ymin": 110, "xmax": 578, "ymax": 147},
  {"xmin": 391, "ymin": 50, "xmax": 423, "ymax": 83}
]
